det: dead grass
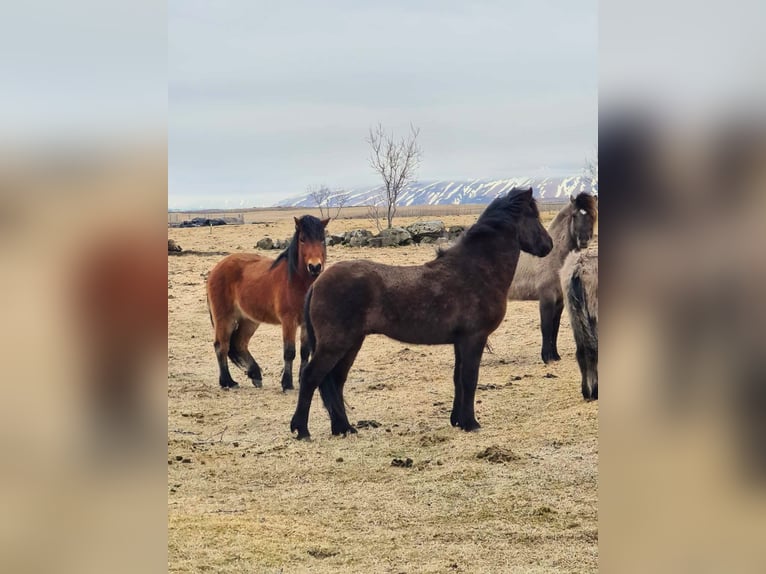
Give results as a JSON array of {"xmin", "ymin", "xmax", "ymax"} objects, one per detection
[{"xmin": 168, "ymin": 209, "xmax": 598, "ymax": 573}]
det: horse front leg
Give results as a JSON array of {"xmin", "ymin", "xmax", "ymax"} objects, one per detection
[
  {"xmin": 540, "ymin": 297, "xmax": 562, "ymax": 364},
  {"xmin": 291, "ymin": 352, "xmax": 338, "ymax": 440},
  {"xmin": 299, "ymin": 325, "xmax": 310, "ymax": 380},
  {"xmin": 456, "ymin": 336, "xmax": 487, "ymax": 431},
  {"xmin": 280, "ymin": 320, "xmax": 298, "ymax": 391},
  {"xmin": 450, "ymin": 343, "xmax": 463, "ymax": 427},
  {"xmin": 550, "ymin": 295, "xmax": 564, "ymax": 361}
]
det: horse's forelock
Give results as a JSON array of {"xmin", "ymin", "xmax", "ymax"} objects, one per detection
[
  {"xmin": 297, "ymin": 215, "xmax": 327, "ymax": 242},
  {"xmin": 573, "ymin": 193, "xmax": 598, "ymax": 220}
]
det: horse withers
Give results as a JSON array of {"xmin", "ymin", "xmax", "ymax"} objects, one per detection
[
  {"xmin": 507, "ymin": 193, "xmax": 598, "ymax": 363},
  {"xmin": 290, "ymin": 187, "xmax": 553, "ymax": 440},
  {"xmin": 206, "ymin": 215, "xmax": 329, "ymax": 390},
  {"xmin": 560, "ymin": 245, "xmax": 598, "ymax": 400}
]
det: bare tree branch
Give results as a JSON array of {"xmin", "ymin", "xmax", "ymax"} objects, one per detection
[
  {"xmin": 307, "ymin": 184, "xmax": 332, "ymax": 219},
  {"xmin": 330, "ymin": 190, "xmax": 350, "ymax": 220},
  {"xmin": 366, "ymin": 123, "xmax": 422, "ymax": 228}
]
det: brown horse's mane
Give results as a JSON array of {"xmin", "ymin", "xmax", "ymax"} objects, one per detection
[{"xmin": 270, "ymin": 215, "xmax": 326, "ymax": 282}]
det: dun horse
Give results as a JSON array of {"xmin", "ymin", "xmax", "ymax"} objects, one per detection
[
  {"xmin": 290, "ymin": 188, "xmax": 553, "ymax": 439},
  {"xmin": 206, "ymin": 216, "xmax": 329, "ymax": 390},
  {"xmin": 560, "ymin": 245, "xmax": 598, "ymax": 400},
  {"xmin": 507, "ymin": 193, "xmax": 597, "ymax": 363}
]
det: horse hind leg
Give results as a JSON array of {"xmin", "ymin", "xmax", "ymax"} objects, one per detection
[
  {"xmin": 213, "ymin": 320, "xmax": 239, "ymax": 389},
  {"xmin": 229, "ymin": 319, "xmax": 263, "ymax": 387}
]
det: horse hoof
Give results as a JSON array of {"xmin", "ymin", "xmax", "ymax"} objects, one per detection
[
  {"xmin": 220, "ymin": 381, "xmax": 239, "ymax": 389},
  {"xmin": 251, "ymin": 379, "xmax": 263, "ymax": 388},
  {"xmin": 460, "ymin": 419, "xmax": 481, "ymax": 432},
  {"xmin": 450, "ymin": 412, "xmax": 460, "ymax": 427},
  {"xmin": 542, "ymin": 351, "xmax": 561, "ymax": 364},
  {"xmin": 344, "ymin": 426, "xmax": 358, "ymax": 436},
  {"xmin": 282, "ymin": 383, "xmax": 294, "ymax": 392},
  {"xmin": 294, "ymin": 430, "xmax": 311, "ymax": 441}
]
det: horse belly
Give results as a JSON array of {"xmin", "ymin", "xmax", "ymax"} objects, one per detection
[{"xmin": 235, "ymin": 282, "xmax": 284, "ymax": 325}]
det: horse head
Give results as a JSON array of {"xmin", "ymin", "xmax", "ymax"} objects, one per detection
[
  {"xmin": 510, "ymin": 187, "xmax": 553, "ymax": 258},
  {"xmin": 294, "ymin": 216, "xmax": 329, "ymax": 278},
  {"xmin": 569, "ymin": 193, "xmax": 598, "ymax": 250}
]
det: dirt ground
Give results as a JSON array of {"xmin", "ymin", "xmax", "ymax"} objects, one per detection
[{"xmin": 168, "ymin": 209, "xmax": 598, "ymax": 573}]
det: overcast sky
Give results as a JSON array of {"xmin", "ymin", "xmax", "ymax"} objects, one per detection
[{"xmin": 169, "ymin": 1, "xmax": 597, "ymax": 209}]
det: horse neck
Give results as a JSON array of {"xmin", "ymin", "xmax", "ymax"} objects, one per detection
[
  {"xmin": 547, "ymin": 208, "xmax": 577, "ymax": 263},
  {"xmin": 458, "ymin": 229, "xmax": 522, "ymax": 291}
]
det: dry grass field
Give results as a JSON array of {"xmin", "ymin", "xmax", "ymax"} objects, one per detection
[{"xmin": 168, "ymin": 207, "xmax": 598, "ymax": 573}]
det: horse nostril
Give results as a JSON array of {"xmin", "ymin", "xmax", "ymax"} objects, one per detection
[{"xmin": 308, "ymin": 263, "xmax": 322, "ymax": 275}]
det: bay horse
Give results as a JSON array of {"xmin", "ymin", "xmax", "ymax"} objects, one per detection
[
  {"xmin": 290, "ymin": 187, "xmax": 553, "ymax": 439},
  {"xmin": 206, "ymin": 215, "xmax": 329, "ymax": 390},
  {"xmin": 560, "ymin": 245, "xmax": 598, "ymax": 400},
  {"xmin": 507, "ymin": 193, "xmax": 597, "ymax": 363}
]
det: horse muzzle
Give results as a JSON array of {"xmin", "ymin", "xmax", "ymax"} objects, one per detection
[{"xmin": 307, "ymin": 263, "xmax": 322, "ymax": 277}]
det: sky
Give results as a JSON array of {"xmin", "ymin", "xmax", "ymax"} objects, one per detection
[{"xmin": 169, "ymin": 0, "xmax": 597, "ymax": 209}]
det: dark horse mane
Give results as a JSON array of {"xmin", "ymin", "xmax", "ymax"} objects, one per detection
[
  {"xmin": 437, "ymin": 187, "xmax": 537, "ymax": 257},
  {"xmin": 270, "ymin": 215, "xmax": 326, "ymax": 281}
]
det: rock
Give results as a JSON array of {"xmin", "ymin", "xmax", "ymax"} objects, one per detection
[
  {"xmin": 419, "ymin": 236, "xmax": 436, "ymax": 244},
  {"xmin": 367, "ymin": 237, "xmax": 384, "ymax": 248},
  {"xmin": 326, "ymin": 234, "xmax": 345, "ymax": 246},
  {"xmin": 272, "ymin": 238, "xmax": 290, "ymax": 250},
  {"xmin": 377, "ymin": 227, "xmax": 412, "ymax": 247},
  {"xmin": 345, "ymin": 229, "xmax": 373, "ymax": 247},
  {"xmin": 256, "ymin": 237, "xmax": 273, "ymax": 250},
  {"xmin": 448, "ymin": 225, "xmax": 465, "ymax": 239},
  {"xmin": 168, "ymin": 239, "xmax": 182, "ymax": 253},
  {"xmin": 406, "ymin": 220, "xmax": 446, "ymax": 242}
]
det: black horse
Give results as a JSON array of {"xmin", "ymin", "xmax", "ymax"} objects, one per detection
[{"xmin": 290, "ymin": 188, "xmax": 553, "ymax": 439}]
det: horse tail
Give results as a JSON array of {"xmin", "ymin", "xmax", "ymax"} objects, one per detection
[
  {"xmin": 206, "ymin": 294, "xmax": 214, "ymax": 328},
  {"xmin": 567, "ymin": 270, "xmax": 598, "ymax": 351},
  {"xmin": 303, "ymin": 285, "xmax": 317, "ymax": 355}
]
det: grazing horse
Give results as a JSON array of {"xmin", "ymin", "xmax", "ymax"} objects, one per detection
[
  {"xmin": 290, "ymin": 188, "xmax": 553, "ymax": 439},
  {"xmin": 507, "ymin": 193, "xmax": 598, "ymax": 363},
  {"xmin": 560, "ymin": 245, "xmax": 598, "ymax": 400},
  {"xmin": 206, "ymin": 215, "xmax": 329, "ymax": 390}
]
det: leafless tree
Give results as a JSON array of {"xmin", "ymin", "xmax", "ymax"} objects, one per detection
[
  {"xmin": 308, "ymin": 185, "xmax": 351, "ymax": 219},
  {"xmin": 365, "ymin": 195, "xmax": 385, "ymax": 232},
  {"xmin": 330, "ymin": 190, "xmax": 350, "ymax": 220},
  {"xmin": 366, "ymin": 123, "xmax": 422, "ymax": 228},
  {"xmin": 307, "ymin": 184, "xmax": 332, "ymax": 219}
]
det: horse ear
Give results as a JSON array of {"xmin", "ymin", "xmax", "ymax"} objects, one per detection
[
  {"xmin": 570, "ymin": 194, "xmax": 576, "ymax": 204},
  {"xmin": 320, "ymin": 218, "xmax": 330, "ymax": 228},
  {"xmin": 294, "ymin": 217, "xmax": 301, "ymax": 231}
]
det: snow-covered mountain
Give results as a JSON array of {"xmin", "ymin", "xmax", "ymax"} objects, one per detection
[{"xmin": 275, "ymin": 175, "xmax": 597, "ymax": 208}]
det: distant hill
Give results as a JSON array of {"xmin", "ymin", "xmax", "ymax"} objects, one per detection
[{"xmin": 275, "ymin": 175, "xmax": 596, "ymax": 208}]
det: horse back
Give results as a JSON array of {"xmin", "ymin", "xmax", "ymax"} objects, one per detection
[
  {"xmin": 311, "ymin": 259, "xmax": 502, "ymax": 345},
  {"xmin": 207, "ymin": 253, "xmax": 287, "ymax": 325}
]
